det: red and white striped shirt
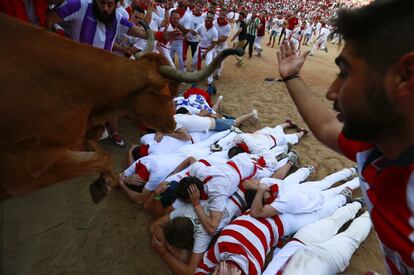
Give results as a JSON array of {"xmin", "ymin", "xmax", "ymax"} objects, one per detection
[
  {"xmin": 195, "ymin": 211, "xmax": 284, "ymax": 275},
  {"xmin": 338, "ymin": 132, "xmax": 414, "ymax": 274}
]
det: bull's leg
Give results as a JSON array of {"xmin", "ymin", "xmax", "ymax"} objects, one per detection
[{"xmin": 53, "ymin": 150, "xmax": 117, "ymax": 204}]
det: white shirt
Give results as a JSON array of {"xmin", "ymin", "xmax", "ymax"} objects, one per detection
[
  {"xmin": 319, "ymin": 27, "xmax": 330, "ymax": 39},
  {"xmin": 214, "ymin": 22, "xmax": 231, "ymax": 48},
  {"xmin": 174, "ymin": 114, "xmax": 213, "ymax": 133},
  {"xmin": 272, "ymin": 18, "xmax": 284, "ymax": 32},
  {"xmin": 124, "ymin": 154, "xmax": 186, "ymax": 191},
  {"xmin": 261, "ymin": 178, "xmax": 325, "ymax": 214},
  {"xmin": 196, "ymin": 24, "xmax": 218, "ymax": 48},
  {"xmin": 181, "ymin": 13, "xmax": 205, "ymax": 42},
  {"xmin": 170, "ymin": 192, "xmax": 243, "ymax": 253},
  {"xmin": 188, "ymin": 153, "xmax": 255, "ymax": 212}
]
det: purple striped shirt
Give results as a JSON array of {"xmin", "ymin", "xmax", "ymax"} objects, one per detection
[{"xmin": 55, "ymin": 0, "xmax": 133, "ymax": 51}]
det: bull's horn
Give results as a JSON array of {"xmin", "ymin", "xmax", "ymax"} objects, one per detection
[
  {"xmin": 159, "ymin": 48, "xmax": 244, "ymax": 83},
  {"xmin": 134, "ymin": 20, "xmax": 154, "ymax": 59}
]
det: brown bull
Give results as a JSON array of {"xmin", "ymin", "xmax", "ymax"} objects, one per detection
[{"xmin": 0, "ymin": 13, "xmax": 243, "ymax": 202}]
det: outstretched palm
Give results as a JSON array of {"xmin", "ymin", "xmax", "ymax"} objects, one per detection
[{"xmin": 277, "ymin": 41, "xmax": 310, "ymax": 78}]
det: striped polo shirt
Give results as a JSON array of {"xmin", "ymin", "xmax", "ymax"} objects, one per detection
[
  {"xmin": 338, "ymin": 132, "xmax": 414, "ymax": 274},
  {"xmin": 246, "ymin": 17, "xmax": 261, "ymax": 36},
  {"xmin": 195, "ymin": 211, "xmax": 284, "ymax": 275},
  {"xmin": 54, "ymin": 0, "xmax": 133, "ymax": 51}
]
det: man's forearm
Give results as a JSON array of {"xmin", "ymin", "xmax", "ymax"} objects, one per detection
[
  {"xmin": 285, "ymin": 77, "xmax": 342, "ymax": 152},
  {"xmin": 162, "ymin": 251, "xmax": 195, "ymax": 275},
  {"xmin": 251, "ymin": 189, "xmax": 265, "ymax": 216},
  {"xmin": 194, "ymin": 206, "xmax": 218, "ymax": 235}
]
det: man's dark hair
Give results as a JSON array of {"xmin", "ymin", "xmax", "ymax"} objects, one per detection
[
  {"xmin": 228, "ymin": 145, "xmax": 246, "ymax": 158},
  {"xmin": 133, "ymin": 6, "xmax": 145, "ymax": 14},
  {"xmin": 165, "ymin": 217, "xmax": 194, "ymax": 251},
  {"xmin": 131, "ymin": 146, "xmax": 142, "ymax": 161},
  {"xmin": 335, "ymin": 0, "xmax": 414, "ymax": 72},
  {"xmin": 176, "ymin": 107, "xmax": 190, "ymax": 114},
  {"xmin": 175, "ymin": 176, "xmax": 204, "ymax": 201},
  {"xmin": 244, "ymin": 190, "xmax": 257, "ymax": 209},
  {"xmin": 239, "ymin": 12, "xmax": 245, "ymax": 18}
]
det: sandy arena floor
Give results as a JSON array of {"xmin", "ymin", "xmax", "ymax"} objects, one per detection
[{"xmin": 2, "ymin": 36, "xmax": 387, "ymax": 274}]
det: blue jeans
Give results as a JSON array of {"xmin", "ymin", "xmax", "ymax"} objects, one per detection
[{"xmin": 214, "ymin": 118, "xmax": 235, "ymax": 131}]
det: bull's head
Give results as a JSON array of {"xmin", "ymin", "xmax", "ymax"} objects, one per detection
[{"xmin": 129, "ymin": 21, "xmax": 244, "ymax": 133}]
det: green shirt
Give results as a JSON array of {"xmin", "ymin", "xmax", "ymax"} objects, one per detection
[{"xmin": 247, "ymin": 17, "xmax": 261, "ymax": 36}]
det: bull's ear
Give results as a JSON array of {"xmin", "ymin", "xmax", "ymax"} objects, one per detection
[{"xmin": 160, "ymin": 82, "xmax": 171, "ymax": 97}]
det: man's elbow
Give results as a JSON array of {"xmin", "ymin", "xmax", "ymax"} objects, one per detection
[{"xmin": 250, "ymin": 209, "xmax": 264, "ymax": 218}]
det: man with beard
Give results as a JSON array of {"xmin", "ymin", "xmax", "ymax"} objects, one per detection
[
  {"xmin": 276, "ymin": 0, "xmax": 414, "ymax": 273},
  {"xmin": 46, "ymin": 0, "xmax": 181, "ymax": 147}
]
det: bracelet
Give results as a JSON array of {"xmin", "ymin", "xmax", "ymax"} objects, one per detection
[
  {"xmin": 154, "ymin": 195, "xmax": 161, "ymax": 201},
  {"xmin": 193, "ymin": 202, "xmax": 200, "ymax": 207},
  {"xmin": 282, "ymin": 74, "xmax": 300, "ymax": 82}
]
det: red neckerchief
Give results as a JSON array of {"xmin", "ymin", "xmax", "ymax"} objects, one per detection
[
  {"xmin": 135, "ymin": 161, "xmax": 150, "ymax": 182},
  {"xmin": 238, "ymin": 142, "xmax": 250, "ymax": 153},
  {"xmin": 217, "ymin": 17, "xmax": 229, "ymax": 26},
  {"xmin": 176, "ymin": 7, "xmax": 186, "ymax": 18},
  {"xmin": 138, "ymin": 144, "xmax": 149, "ymax": 157}
]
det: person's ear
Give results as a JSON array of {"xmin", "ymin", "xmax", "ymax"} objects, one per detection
[{"xmin": 395, "ymin": 52, "xmax": 414, "ymax": 98}]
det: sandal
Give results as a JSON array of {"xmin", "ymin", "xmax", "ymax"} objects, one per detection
[{"xmin": 285, "ymin": 118, "xmax": 298, "ymax": 129}]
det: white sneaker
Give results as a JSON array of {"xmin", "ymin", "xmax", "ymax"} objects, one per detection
[
  {"xmin": 99, "ymin": 128, "xmax": 109, "ymax": 141},
  {"xmin": 252, "ymin": 109, "xmax": 259, "ymax": 121}
]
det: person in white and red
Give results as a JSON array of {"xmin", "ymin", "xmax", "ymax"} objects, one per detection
[
  {"xmin": 213, "ymin": 8, "xmax": 231, "ymax": 80},
  {"xmin": 192, "ymin": 12, "xmax": 218, "ymax": 93},
  {"xmin": 310, "ymin": 20, "xmax": 330, "ymax": 56},
  {"xmin": 277, "ymin": 0, "xmax": 414, "ymax": 273},
  {"xmin": 288, "ymin": 21, "xmax": 306, "ymax": 52},
  {"xmin": 195, "ymin": 199, "xmax": 354, "ymax": 275},
  {"xmin": 157, "ymin": 10, "xmax": 181, "ymax": 67},
  {"xmin": 180, "ymin": 1, "xmax": 204, "ymax": 66}
]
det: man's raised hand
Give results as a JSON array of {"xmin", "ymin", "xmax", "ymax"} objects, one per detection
[{"xmin": 277, "ymin": 40, "xmax": 310, "ymax": 78}]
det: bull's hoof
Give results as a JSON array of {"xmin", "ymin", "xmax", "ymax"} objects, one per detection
[{"xmin": 89, "ymin": 176, "xmax": 109, "ymax": 204}]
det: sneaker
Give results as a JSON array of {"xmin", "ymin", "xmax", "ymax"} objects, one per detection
[
  {"xmin": 340, "ymin": 187, "xmax": 353, "ymax": 203},
  {"xmin": 287, "ymin": 151, "xmax": 299, "ymax": 167},
  {"xmin": 214, "ymin": 75, "xmax": 220, "ymax": 80},
  {"xmin": 99, "ymin": 128, "xmax": 109, "ymax": 141},
  {"xmin": 207, "ymin": 84, "xmax": 217, "ymax": 95},
  {"xmin": 353, "ymin": 196, "xmax": 366, "ymax": 208},
  {"xmin": 110, "ymin": 133, "xmax": 125, "ymax": 147},
  {"xmin": 266, "ymin": 42, "xmax": 271, "ymax": 46},
  {"xmin": 236, "ymin": 60, "xmax": 244, "ymax": 66},
  {"xmin": 276, "ymin": 152, "xmax": 288, "ymax": 162},
  {"xmin": 252, "ymin": 109, "xmax": 259, "ymax": 121},
  {"xmin": 257, "ymin": 48, "xmax": 263, "ymax": 56},
  {"xmin": 324, "ymin": 47, "xmax": 328, "ymax": 53},
  {"xmin": 230, "ymin": 126, "xmax": 243, "ymax": 134},
  {"xmin": 285, "ymin": 118, "xmax": 298, "ymax": 129},
  {"xmin": 304, "ymin": 165, "xmax": 316, "ymax": 174}
]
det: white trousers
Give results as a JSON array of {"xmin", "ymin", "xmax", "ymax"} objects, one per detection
[
  {"xmin": 311, "ymin": 36, "xmax": 328, "ymax": 54},
  {"xmin": 264, "ymin": 203, "xmax": 371, "ymax": 275},
  {"xmin": 157, "ymin": 45, "xmax": 175, "ymax": 68},
  {"xmin": 280, "ymin": 194, "xmax": 347, "ymax": 237},
  {"xmin": 254, "ymin": 35, "xmax": 263, "ymax": 51},
  {"xmin": 284, "ymin": 167, "xmax": 356, "ymax": 192},
  {"xmin": 192, "ymin": 46, "xmax": 214, "ymax": 84},
  {"xmin": 256, "ymin": 125, "xmax": 299, "ymax": 147},
  {"xmin": 294, "ymin": 204, "xmax": 372, "ymax": 273},
  {"xmin": 170, "ymin": 40, "xmax": 185, "ymax": 72},
  {"xmin": 213, "ymin": 46, "xmax": 226, "ymax": 77}
]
